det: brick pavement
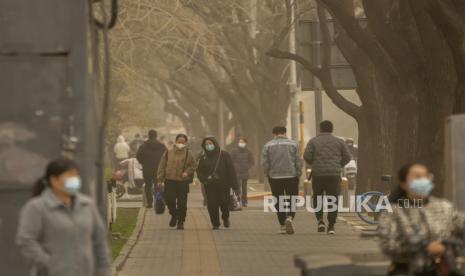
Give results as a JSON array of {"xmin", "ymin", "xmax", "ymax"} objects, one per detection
[{"xmin": 117, "ymin": 184, "xmax": 381, "ymax": 276}]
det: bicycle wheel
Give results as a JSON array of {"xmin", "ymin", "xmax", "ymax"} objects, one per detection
[{"xmin": 355, "ymin": 191, "xmax": 385, "ymax": 225}]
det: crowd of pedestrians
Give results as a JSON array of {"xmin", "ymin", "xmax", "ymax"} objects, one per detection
[{"xmin": 15, "ymin": 121, "xmax": 465, "ymax": 276}]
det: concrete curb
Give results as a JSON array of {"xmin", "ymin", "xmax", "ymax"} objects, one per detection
[
  {"xmin": 112, "ymin": 207, "xmax": 147, "ymax": 275},
  {"xmin": 247, "ymin": 192, "xmax": 272, "ymax": 200},
  {"xmin": 247, "ymin": 191, "xmax": 307, "ymax": 201}
]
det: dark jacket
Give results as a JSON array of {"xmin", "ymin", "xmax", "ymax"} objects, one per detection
[
  {"xmin": 136, "ymin": 139, "xmax": 167, "ymax": 174},
  {"xmin": 196, "ymin": 137, "xmax": 238, "ymax": 190},
  {"xmin": 304, "ymin": 133, "xmax": 351, "ymax": 176},
  {"xmin": 230, "ymin": 147, "xmax": 254, "ymax": 180}
]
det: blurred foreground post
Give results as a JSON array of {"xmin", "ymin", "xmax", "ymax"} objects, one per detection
[
  {"xmin": 445, "ymin": 114, "xmax": 465, "ymax": 211},
  {"xmin": 0, "ymin": 0, "xmax": 104, "ymax": 274}
]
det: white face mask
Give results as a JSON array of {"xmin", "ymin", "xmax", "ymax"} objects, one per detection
[
  {"xmin": 64, "ymin": 176, "xmax": 82, "ymax": 195},
  {"xmin": 175, "ymin": 143, "xmax": 186, "ymax": 149},
  {"xmin": 238, "ymin": 142, "xmax": 246, "ymax": 148}
]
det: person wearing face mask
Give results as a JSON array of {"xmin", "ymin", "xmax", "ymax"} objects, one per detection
[
  {"xmin": 230, "ymin": 138, "xmax": 254, "ymax": 207},
  {"xmin": 378, "ymin": 163, "xmax": 465, "ymax": 276},
  {"xmin": 197, "ymin": 137, "xmax": 239, "ymax": 230},
  {"xmin": 157, "ymin": 134, "xmax": 197, "ymax": 230},
  {"xmin": 16, "ymin": 158, "xmax": 111, "ymax": 276}
]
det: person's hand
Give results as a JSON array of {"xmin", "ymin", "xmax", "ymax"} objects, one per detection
[
  {"xmin": 182, "ymin": 172, "xmax": 188, "ymax": 178},
  {"xmin": 427, "ymin": 241, "xmax": 446, "ymax": 257}
]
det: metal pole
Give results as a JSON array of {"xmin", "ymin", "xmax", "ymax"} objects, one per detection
[
  {"xmin": 313, "ymin": 19, "xmax": 323, "ymax": 135},
  {"xmin": 299, "ymin": 101, "xmax": 305, "ymax": 153},
  {"xmin": 218, "ymin": 99, "xmax": 225, "ymax": 147},
  {"xmin": 289, "ymin": 0, "xmax": 300, "ymax": 140}
]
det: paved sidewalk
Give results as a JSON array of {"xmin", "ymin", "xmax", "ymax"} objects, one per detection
[{"xmin": 117, "ymin": 184, "xmax": 381, "ymax": 276}]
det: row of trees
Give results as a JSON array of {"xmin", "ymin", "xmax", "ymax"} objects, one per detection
[
  {"xmin": 269, "ymin": 0, "xmax": 465, "ymax": 192},
  {"xmin": 109, "ymin": 0, "xmax": 465, "ymax": 193},
  {"xmin": 109, "ymin": 0, "xmax": 300, "ymax": 177}
]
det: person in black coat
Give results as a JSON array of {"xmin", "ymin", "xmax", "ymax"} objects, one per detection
[
  {"xmin": 230, "ymin": 138, "xmax": 254, "ymax": 207},
  {"xmin": 136, "ymin": 129, "xmax": 167, "ymax": 208},
  {"xmin": 197, "ymin": 137, "xmax": 239, "ymax": 229}
]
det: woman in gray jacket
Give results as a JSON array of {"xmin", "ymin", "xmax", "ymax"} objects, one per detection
[{"xmin": 16, "ymin": 158, "xmax": 111, "ymax": 276}]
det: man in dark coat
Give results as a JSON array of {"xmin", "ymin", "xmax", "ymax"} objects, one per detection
[
  {"xmin": 197, "ymin": 137, "xmax": 239, "ymax": 229},
  {"xmin": 304, "ymin": 121, "xmax": 351, "ymax": 235},
  {"xmin": 137, "ymin": 129, "xmax": 167, "ymax": 208}
]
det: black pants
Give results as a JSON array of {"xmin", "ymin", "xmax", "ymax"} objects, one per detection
[
  {"xmin": 143, "ymin": 170, "xmax": 157, "ymax": 207},
  {"xmin": 164, "ymin": 180, "xmax": 189, "ymax": 222},
  {"xmin": 240, "ymin": 179, "xmax": 248, "ymax": 204},
  {"xmin": 269, "ymin": 177, "xmax": 299, "ymax": 225},
  {"xmin": 204, "ymin": 182, "xmax": 230, "ymax": 227},
  {"xmin": 312, "ymin": 175, "xmax": 341, "ymax": 225}
]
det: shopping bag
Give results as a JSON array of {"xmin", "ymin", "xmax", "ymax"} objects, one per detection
[{"xmin": 154, "ymin": 191, "xmax": 166, "ymax": 215}]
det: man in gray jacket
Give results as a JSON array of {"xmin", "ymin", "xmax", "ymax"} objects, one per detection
[
  {"xmin": 304, "ymin": 121, "xmax": 351, "ymax": 235},
  {"xmin": 262, "ymin": 126, "xmax": 302, "ymax": 235}
]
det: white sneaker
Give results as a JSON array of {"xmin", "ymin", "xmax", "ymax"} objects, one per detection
[
  {"xmin": 327, "ymin": 224, "xmax": 335, "ymax": 235},
  {"xmin": 279, "ymin": 225, "xmax": 286, "ymax": 234},
  {"xmin": 285, "ymin": 217, "xmax": 295, "ymax": 235}
]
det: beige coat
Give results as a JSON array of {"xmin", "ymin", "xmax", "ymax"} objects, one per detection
[{"xmin": 157, "ymin": 147, "xmax": 197, "ymax": 183}]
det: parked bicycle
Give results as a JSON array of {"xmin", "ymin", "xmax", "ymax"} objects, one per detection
[{"xmin": 355, "ymin": 175, "xmax": 392, "ymax": 225}]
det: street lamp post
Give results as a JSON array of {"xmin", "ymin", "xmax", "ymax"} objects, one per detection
[{"xmin": 289, "ymin": 0, "xmax": 300, "ymax": 141}]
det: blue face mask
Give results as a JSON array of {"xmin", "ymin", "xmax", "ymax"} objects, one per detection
[
  {"xmin": 64, "ymin": 176, "xmax": 82, "ymax": 195},
  {"xmin": 409, "ymin": 178, "xmax": 434, "ymax": 197},
  {"xmin": 205, "ymin": 144, "xmax": 215, "ymax": 152}
]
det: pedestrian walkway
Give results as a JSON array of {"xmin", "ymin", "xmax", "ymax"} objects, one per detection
[{"xmin": 117, "ymin": 184, "xmax": 381, "ymax": 276}]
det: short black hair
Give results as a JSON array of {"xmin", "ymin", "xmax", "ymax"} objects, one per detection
[
  {"xmin": 272, "ymin": 126, "xmax": 287, "ymax": 135},
  {"xmin": 148, "ymin": 129, "xmax": 157, "ymax": 139},
  {"xmin": 176, "ymin": 134, "xmax": 188, "ymax": 142},
  {"xmin": 320, "ymin": 120, "xmax": 333, "ymax": 133}
]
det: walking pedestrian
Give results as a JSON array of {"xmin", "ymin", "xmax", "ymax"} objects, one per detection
[
  {"xmin": 304, "ymin": 120, "xmax": 351, "ymax": 235},
  {"xmin": 231, "ymin": 138, "xmax": 254, "ymax": 207},
  {"xmin": 157, "ymin": 134, "xmax": 197, "ymax": 230},
  {"xmin": 378, "ymin": 163, "xmax": 465, "ymax": 276},
  {"xmin": 345, "ymin": 138, "xmax": 358, "ymax": 162},
  {"xmin": 114, "ymin": 135, "xmax": 130, "ymax": 169},
  {"xmin": 197, "ymin": 137, "xmax": 239, "ymax": 230},
  {"xmin": 129, "ymin": 133, "xmax": 144, "ymax": 157},
  {"xmin": 137, "ymin": 129, "xmax": 166, "ymax": 208},
  {"xmin": 262, "ymin": 126, "xmax": 302, "ymax": 235},
  {"xmin": 16, "ymin": 158, "xmax": 111, "ymax": 276}
]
